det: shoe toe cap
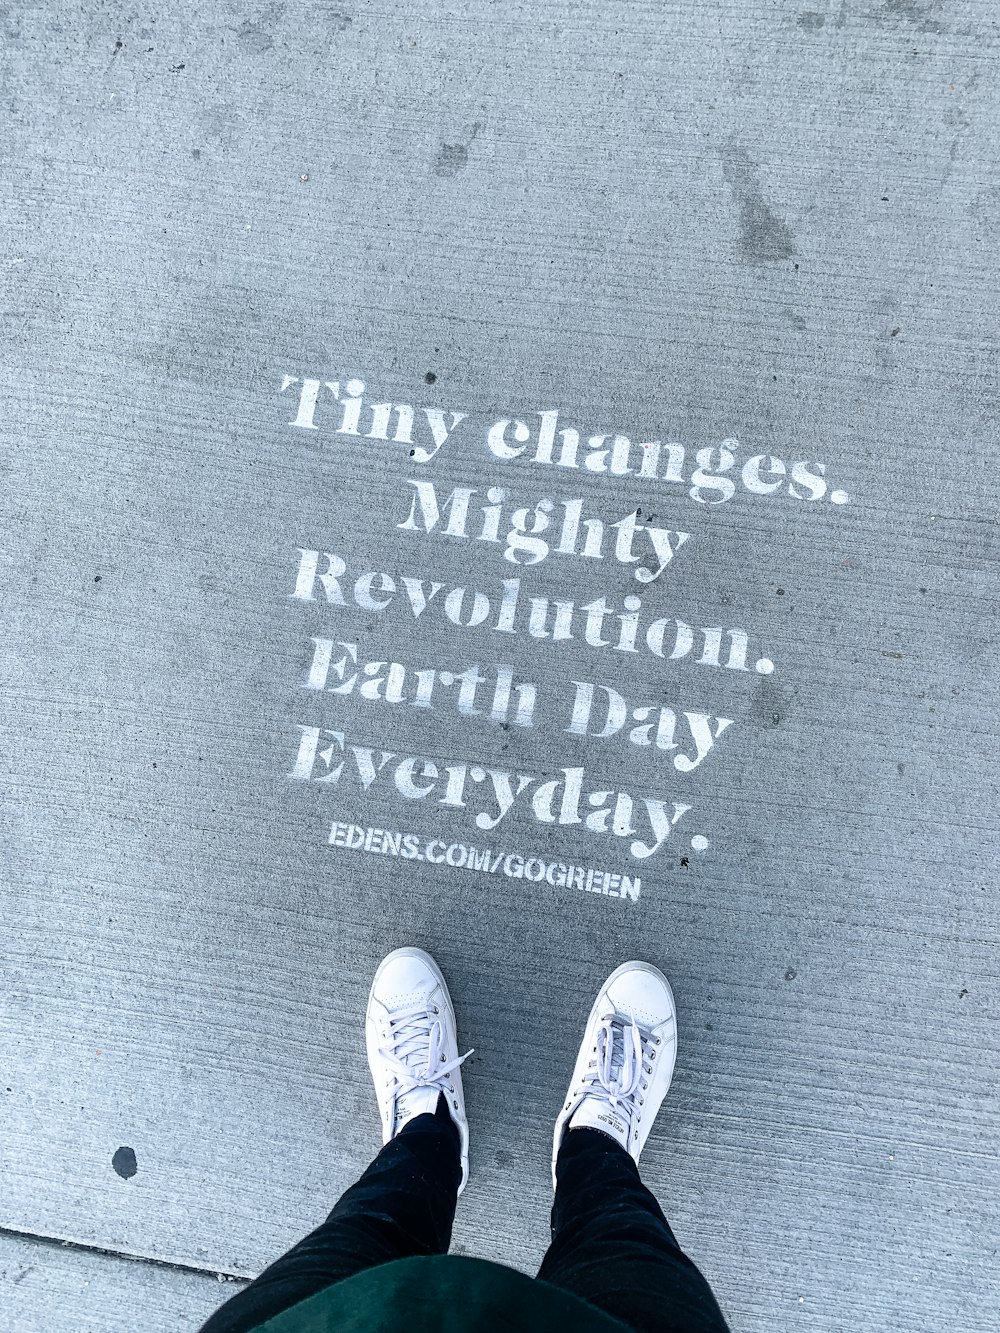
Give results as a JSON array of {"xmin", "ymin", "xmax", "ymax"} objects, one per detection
[
  {"xmin": 606, "ymin": 962, "xmax": 675, "ymax": 1028},
  {"xmin": 372, "ymin": 948, "xmax": 442, "ymax": 1009}
]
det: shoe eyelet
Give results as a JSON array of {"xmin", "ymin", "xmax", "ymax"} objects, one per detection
[{"xmin": 453, "ymin": 1099, "xmax": 459, "ymax": 1109}]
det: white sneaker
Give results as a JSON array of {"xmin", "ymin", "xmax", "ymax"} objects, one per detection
[
  {"xmin": 365, "ymin": 947, "xmax": 472, "ymax": 1192},
  {"xmin": 552, "ymin": 961, "xmax": 678, "ymax": 1188}
]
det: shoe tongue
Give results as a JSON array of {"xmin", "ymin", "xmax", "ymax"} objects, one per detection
[
  {"xmin": 568, "ymin": 1098, "xmax": 629, "ymax": 1149},
  {"xmin": 395, "ymin": 1085, "xmax": 440, "ymax": 1132}
]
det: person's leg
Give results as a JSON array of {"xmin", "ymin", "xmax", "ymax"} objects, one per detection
[
  {"xmin": 200, "ymin": 1098, "xmax": 459, "ymax": 1333},
  {"xmin": 538, "ymin": 1125, "xmax": 730, "ymax": 1333},
  {"xmin": 201, "ymin": 947, "xmax": 471, "ymax": 1333},
  {"xmin": 540, "ymin": 961, "xmax": 730, "ymax": 1333}
]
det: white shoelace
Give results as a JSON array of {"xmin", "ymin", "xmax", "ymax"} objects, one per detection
[
  {"xmin": 579, "ymin": 1011, "xmax": 654, "ymax": 1126},
  {"xmin": 379, "ymin": 999, "xmax": 472, "ymax": 1103}
]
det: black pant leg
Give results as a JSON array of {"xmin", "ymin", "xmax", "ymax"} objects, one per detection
[
  {"xmin": 200, "ymin": 1098, "xmax": 461, "ymax": 1333},
  {"xmin": 537, "ymin": 1128, "xmax": 731, "ymax": 1333}
]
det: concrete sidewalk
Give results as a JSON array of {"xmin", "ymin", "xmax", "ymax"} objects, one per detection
[{"xmin": 2, "ymin": 2, "xmax": 998, "ymax": 1329}]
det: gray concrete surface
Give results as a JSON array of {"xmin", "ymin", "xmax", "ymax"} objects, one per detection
[
  {"xmin": 2, "ymin": 1, "xmax": 999, "ymax": 1330},
  {"xmin": 0, "ymin": 1232, "xmax": 240, "ymax": 1332}
]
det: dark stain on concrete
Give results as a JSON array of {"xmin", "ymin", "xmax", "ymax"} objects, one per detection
[
  {"xmin": 751, "ymin": 674, "xmax": 797, "ymax": 732},
  {"xmin": 877, "ymin": 0, "xmax": 943, "ymax": 32},
  {"xmin": 721, "ymin": 142, "xmax": 795, "ymax": 266},
  {"xmin": 236, "ymin": 21, "xmax": 275, "ymax": 53},
  {"xmin": 200, "ymin": 105, "xmax": 244, "ymax": 143},
  {"xmin": 434, "ymin": 123, "xmax": 481, "ymax": 178},
  {"xmin": 0, "ymin": 8, "xmax": 23, "ymax": 40},
  {"xmin": 112, "ymin": 1146, "xmax": 138, "ymax": 1179},
  {"xmin": 434, "ymin": 143, "xmax": 469, "ymax": 177},
  {"xmin": 875, "ymin": 291, "xmax": 904, "ymax": 371},
  {"xmin": 797, "ymin": 12, "xmax": 826, "ymax": 28}
]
